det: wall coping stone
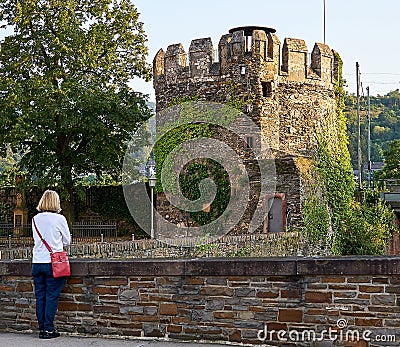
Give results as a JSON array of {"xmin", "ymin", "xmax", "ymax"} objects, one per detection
[{"xmin": 1, "ymin": 256, "xmax": 400, "ymax": 277}]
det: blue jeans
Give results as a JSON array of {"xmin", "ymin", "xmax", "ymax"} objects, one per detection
[{"xmin": 32, "ymin": 263, "xmax": 65, "ymax": 331}]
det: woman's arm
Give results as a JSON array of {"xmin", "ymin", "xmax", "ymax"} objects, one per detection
[{"xmin": 60, "ymin": 216, "xmax": 72, "ymax": 246}]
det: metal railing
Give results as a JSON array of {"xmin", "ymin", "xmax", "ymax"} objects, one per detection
[
  {"xmin": 0, "ymin": 224, "xmax": 33, "ymax": 248},
  {"xmin": 71, "ymin": 221, "xmax": 118, "ymax": 243},
  {"xmin": 378, "ymin": 179, "xmax": 400, "ymax": 192},
  {"xmin": 0, "ymin": 221, "xmax": 118, "ymax": 248}
]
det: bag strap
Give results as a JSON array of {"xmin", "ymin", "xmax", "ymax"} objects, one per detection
[{"xmin": 32, "ymin": 217, "xmax": 53, "ymax": 254}]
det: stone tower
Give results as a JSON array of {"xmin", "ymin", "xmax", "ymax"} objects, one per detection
[{"xmin": 153, "ymin": 26, "xmax": 340, "ymax": 233}]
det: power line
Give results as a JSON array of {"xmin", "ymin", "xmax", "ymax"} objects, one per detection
[
  {"xmin": 364, "ymin": 73, "xmax": 400, "ymax": 75},
  {"xmin": 347, "ymin": 82, "xmax": 400, "ymax": 85},
  {"xmin": 344, "ymin": 73, "xmax": 400, "ymax": 76},
  {"xmin": 362, "ymin": 82, "xmax": 400, "ymax": 85}
]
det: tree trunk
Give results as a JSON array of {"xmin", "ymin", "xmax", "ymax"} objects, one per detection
[
  {"xmin": 60, "ymin": 158, "xmax": 75, "ymax": 228},
  {"xmin": 62, "ymin": 184, "xmax": 75, "ymax": 228}
]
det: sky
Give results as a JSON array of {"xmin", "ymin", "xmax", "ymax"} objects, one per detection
[{"xmin": 131, "ymin": 0, "xmax": 400, "ymax": 101}]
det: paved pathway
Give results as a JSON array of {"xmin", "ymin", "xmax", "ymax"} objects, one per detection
[{"xmin": 0, "ymin": 332, "xmax": 236, "ymax": 347}]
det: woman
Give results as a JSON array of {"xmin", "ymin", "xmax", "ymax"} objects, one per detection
[{"xmin": 31, "ymin": 190, "xmax": 71, "ymax": 339}]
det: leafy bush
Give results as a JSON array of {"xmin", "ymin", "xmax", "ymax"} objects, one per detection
[
  {"xmin": 334, "ymin": 191, "xmax": 395, "ymax": 255},
  {"xmin": 303, "ymin": 197, "xmax": 331, "ymax": 247}
]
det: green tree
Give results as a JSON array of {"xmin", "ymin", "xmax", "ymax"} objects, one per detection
[
  {"xmin": 0, "ymin": 146, "xmax": 21, "ymax": 186},
  {"xmin": 375, "ymin": 139, "xmax": 400, "ymax": 180},
  {"xmin": 336, "ymin": 192, "xmax": 394, "ymax": 255},
  {"xmin": 0, "ymin": 0, "xmax": 152, "ymax": 223}
]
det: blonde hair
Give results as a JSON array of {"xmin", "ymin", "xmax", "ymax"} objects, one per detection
[{"xmin": 36, "ymin": 190, "xmax": 62, "ymax": 213}]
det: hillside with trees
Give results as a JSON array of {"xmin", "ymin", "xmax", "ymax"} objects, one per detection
[{"xmin": 345, "ymin": 90, "xmax": 400, "ymax": 168}]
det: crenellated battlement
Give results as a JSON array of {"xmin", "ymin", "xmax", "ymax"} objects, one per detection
[{"xmin": 153, "ymin": 26, "xmax": 339, "ymax": 88}]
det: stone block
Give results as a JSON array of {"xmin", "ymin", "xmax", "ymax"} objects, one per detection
[
  {"xmin": 256, "ymin": 290, "xmax": 279, "ymax": 298},
  {"xmin": 305, "ymin": 291, "xmax": 332, "ymax": 303},
  {"xmin": 93, "ymin": 287, "xmax": 118, "ymax": 295},
  {"xmin": 355, "ymin": 318, "xmax": 383, "ymax": 327},
  {"xmin": 120, "ymin": 289, "xmax": 139, "ymax": 300},
  {"xmin": 167, "ymin": 324, "xmax": 182, "ymax": 333},
  {"xmin": 191, "ymin": 309, "xmax": 214, "ymax": 322},
  {"xmin": 334, "ymin": 292, "xmax": 357, "ymax": 298},
  {"xmin": 143, "ymin": 323, "xmax": 166, "ymax": 337},
  {"xmin": 184, "ymin": 277, "xmax": 204, "ymax": 285},
  {"xmin": 372, "ymin": 277, "xmax": 389, "ymax": 284},
  {"xmin": 321, "ymin": 276, "xmax": 346, "ymax": 283},
  {"xmin": 381, "ymin": 319, "xmax": 400, "ymax": 327},
  {"xmin": 0, "ymin": 285, "xmax": 14, "ymax": 292},
  {"xmin": 234, "ymin": 320, "xmax": 264, "ymax": 329},
  {"xmin": 229, "ymin": 329, "xmax": 242, "ymax": 342},
  {"xmin": 281, "ymin": 289, "xmax": 302, "ymax": 299},
  {"xmin": 359, "ymin": 285, "xmax": 384, "ymax": 293},
  {"xmin": 303, "ymin": 314, "xmax": 327, "ymax": 324},
  {"xmin": 179, "ymin": 285, "xmax": 200, "ymax": 295},
  {"xmin": 143, "ymin": 306, "xmax": 158, "ymax": 315},
  {"xmin": 96, "ymin": 278, "xmax": 128, "ymax": 286},
  {"xmin": 15, "ymin": 282, "xmax": 32, "ymax": 292},
  {"xmin": 371, "ymin": 294, "xmax": 395, "ymax": 305},
  {"xmin": 239, "ymin": 311, "xmax": 254, "ymax": 320},
  {"xmin": 347, "ymin": 276, "xmax": 371, "ymax": 283},
  {"xmin": 119, "ymin": 306, "xmax": 143, "ymax": 315},
  {"xmin": 357, "ymin": 294, "xmax": 370, "ymax": 299},
  {"xmin": 385, "ymin": 285, "xmax": 400, "ymax": 294},
  {"xmin": 213, "ymin": 311, "xmax": 235, "ymax": 319},
  {"xmin": 119, "ymin": 329, "xmax": 142, "ymax": 337},
  {"xmin": 235, "ymin": 287, "xmax": 256, "ymax": 297},
  {"xmin": 205, "ymin": 277, "xmax": 227, "ymax": 285},
  {"xmin": 159, "ymin": 303, "xmax": 178, "ymax": 315},
  {"xmin": 278, "ymin": 308, "xmax": 303, "ymax": 322},
  {"xmin": 328, "ymin": 284, "xmax": 357, "ymax": 291},
  {"xmin": 253, "ymin": 311, "xmax": 277, "ymax": 321},
  {"xmin": 205, "ymin": 298, "xmax": 224, "ymax": 310},
  {"xmin": 93, "ymin": 305, "xmax": 119, "ymax": 314},
  {"xmin": 200, "ymin": 286, "xmax": 234, "ymax": 297},
  {"xmin": 184, "ymin": 325, "xmax": 222, "ymax": 335}
]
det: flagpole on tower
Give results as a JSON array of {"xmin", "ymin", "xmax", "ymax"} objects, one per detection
[{"xmin": 323, "ymin": 0, "xmax": 326, "ymax": 44}]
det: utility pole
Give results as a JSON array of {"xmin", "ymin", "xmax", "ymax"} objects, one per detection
[
  {"xmin": 367, "ymin": 86, "xmax": 371, "ymax": 189},
  {"xmin": 356, "ymin": 62, "xmax": 362, "ymax": 190}
]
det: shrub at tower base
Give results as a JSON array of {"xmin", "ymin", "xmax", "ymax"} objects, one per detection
[{"xmin": 304, "ymin": 52, "xmax": 395, "ymax": 255}]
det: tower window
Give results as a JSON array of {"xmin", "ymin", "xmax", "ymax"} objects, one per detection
[
  {"xmin": 246, "ymin": 136, "xmax": 253, "ymax": 148},
  {"xmin": 245, "ymin": 35, "xmax": 252, "ymax": 52},
  {"xmin": 262, "ymin": 81, "xmax": 272, "ymax": 97}
]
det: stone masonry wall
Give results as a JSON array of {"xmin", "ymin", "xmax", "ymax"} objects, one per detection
[
  {"xmin": 1, "ymin": 257, "xmax": 400, "ymax": 346},
  {"xmin": 1, "ymin": 233, "xmax": 330, "ymax": 261}
]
